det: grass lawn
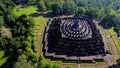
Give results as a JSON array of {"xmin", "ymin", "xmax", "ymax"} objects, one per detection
[
  {"xmin": 13, "ymin": 6, "xmax": 37, "ymax": 16},
  {"xmin": 108, "ymin": 27, "xmax": 120, "ymax": 54},
  {"xmin": 34, "ymin": 16, "xmax": 44, "ymax": 33},
  {"xmin": 0, "ymin": 51, "xmax": 8, "ymax": 67},
  {"xmin": 113, "ymin": 38, "xmax": 120, "ymax": 54},
  {"xmin": 0, "ymin": 51, "xmax": 4, "ymax": 59},
  {"xmin": 95, "ymin": 62, "xmax": 106, "ymax": 65},
  {"xmin": 80, "ymin": 62, "xmax": 106, "ymax": 66},
  {"xmin": 108, "ymin": 27, "xmax": 117, "ymax": 36}
]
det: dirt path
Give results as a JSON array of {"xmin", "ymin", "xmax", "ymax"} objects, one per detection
[
  {"xmin": 36, "ymin": 18, "xmax": 47, "ymax": 57},
  {"xmin": 78, "ymin": 64, "xmax": 81, "ymax": 68}
]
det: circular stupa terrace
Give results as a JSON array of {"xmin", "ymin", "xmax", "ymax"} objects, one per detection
[
  {"xmin": 43, "ymin": 17, "xmax": 109, "ymax": 63},
  {"xmin": 61, "ymin": 19, "xmax": 92, "ymax": 40}
]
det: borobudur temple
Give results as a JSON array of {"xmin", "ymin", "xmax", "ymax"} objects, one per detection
[{"xmin": 43, "ymin": 17, "xmax": 108, "ymax": 62}]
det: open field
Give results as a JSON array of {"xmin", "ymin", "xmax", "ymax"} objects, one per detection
[{"xmin": 13, "ymin": 6, "xmax": 37, "ymax": 16}]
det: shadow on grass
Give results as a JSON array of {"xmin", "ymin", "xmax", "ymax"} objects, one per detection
[
  {"xmin": 43, "ymin": 12, "xmax": 56, "ymax": 18},
  {"xmin": 29, "ymin": 11, "xmax": 66, "ymax": 19},
  {"xmin": 98, "ymin": 22, "xmax": 112, "ymax": 29},
  {"xmin": 29, "ymin": 12, "xmax": 55, "ymax": 18},
  {"xmin": 29, "ymin": 13, "xmax": 40, "ymax": 17},
  {"xmin": 98, "ymin": 22, "xmax": 120, "ymax": 37}
]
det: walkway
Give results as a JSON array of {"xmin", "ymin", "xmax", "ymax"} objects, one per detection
[
  {"xmin": 36, "ymin": 18, "xmax": 47, "ymax": 57},
  {"xmin": 94, "ymin": 20, "xmax": 119, "ymax": 66}
]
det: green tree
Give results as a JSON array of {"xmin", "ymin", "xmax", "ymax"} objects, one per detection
[
  {"xmin": 77, "ymin": 7, "xmax": 85, "ymax": 16},
  {"xmin": 27, "ymin": 0, "xmax": 37, "ymax": 5},
  {"xmin": 0, "ymin": 37, "xmax": 7, "ymax": 49},
  {"xmin": 53, "ymin": 64, "xmax": 61, "ymax": 68},
  {"xmin": 45, "ymin": 2, "xmax": 52, "ymax": 10},
  {"xmin": 37, "ymin": 2, "xmax": 47, "ymax": 12},
  {"xmin": 0, "ymin": 16, "xmax": 4, "ymax": 26},
  {"xmin": 1, "ymin": 26, "xmax": 12, "ymax": 39},
  {"xmin": 52, "ymin": 3, "xmax": 63, "ymax": 16},
  {"xmin": 13, "ymin": 54, "xmax": 35, "ymax": 68},
  {"xmin": 63, "ymin": 0, "xmax": 77, "ymax": 15},
  {"xmin": 85, "ymin": 6, "xmax": 99, "ymax": 18},
  {"xmin": 25, "ymin": 47, "xmax": 38, "ymax": 62},
  {"xmin": 66, "ymin": 66, "xmax": 72, "ymax": 68}
]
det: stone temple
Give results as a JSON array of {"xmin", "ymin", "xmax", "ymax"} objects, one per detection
[{"xmin": 43, "ymin": 17, "xmax": 108, "ymax": 63}]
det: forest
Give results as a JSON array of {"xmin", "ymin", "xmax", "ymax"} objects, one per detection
[
  {"xmin": 0, "ymin": 0, "xmax": 120, "ymax": 68},
  {"xmin": 35, "ymin": 0, "xmax": 120, "ymax": 36},
  {"xmin": 18, "ymin": 0, "xmax": 120, "ymax": 36}
]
